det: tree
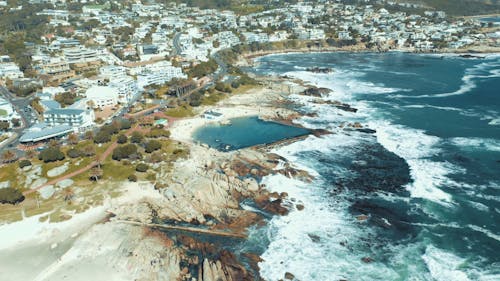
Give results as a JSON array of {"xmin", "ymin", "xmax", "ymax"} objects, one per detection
[
  {"xmin": 66, "ymin": 148, "xmax": 82, "ymax": 158},
  {"xmin": 119, "ymin": 119, "xmax": 132, "ymax": 130},
  {"xmin": 130, "ymin": 131, "xmax": 144, "ymax": 144},
  {"xmin": 112, "ymin": 144, "xmax": 138, "ymax": 160},
  {"xmin": 136, "ymin": 163, "xmax": 148, "ymax": 173},
  {"xmin": 84, "ymin": 130, "xmax": 94, "ymax": 140},
  {"xmin": 1, "ymin": 150, "xmax": 17, "ymax": 163},
  {"xmin": 145, "ymin": 140, "xmax": 162, "ymax": 153},
  {"xmin": 11, "ymin": 118, "xmax": 21, "ymax": 127},
  {"xmin": 38, "ymin": 147, "xmax": 65, "ymax": 163},
  {"xmin": 62, "ymin": 187, "xmax": 75, "ymax": 203},
  {"xmin": 94, "ymin": 130, "xmax": 112, "ymax": 144},
  {"xmin": 0, "ymin": 188, "xmax": 25, "ymax": 205},
  {"xmin": 117, "ymin": 134, "xmax": 128, "ymax": 144},
  {"xmin": 18, "ymin": 159, "xmax": 32, "ymax": 168},
  {"xmin": 67, "ymin": 133, "xmax": 79, "ymax": 145},
  {"xmin": 82, "ymin": 144, "xmax": 96, "ymax": 157},
  {"xmin": 0, "ymin": 121, "xmax": 9, "ymax": 131}
]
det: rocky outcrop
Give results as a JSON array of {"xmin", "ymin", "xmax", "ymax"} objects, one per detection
[{"xmin": 300, "ymin": 87, "xmax": 332, "ymax": 97}]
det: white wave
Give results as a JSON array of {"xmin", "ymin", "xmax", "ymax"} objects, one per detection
[
  {"xmin": 422, "ymin": 245, "xmax": 471, "ymax": 281},
  {"xmin": 488, "ymin": 118, "xmax": 500, "ymax": 126},
  {"xmin": 368, "ymin": 121, "xmax": 458, "ymax": 206},
  {"xmin": 401, "ymin": 60, "xmax": 500, "ymax": 98},
  {"xmin": 467, "ymin": 224, "xmax": 500, "ymax": 242},
  {"xmin": 450, "ymin": 137, "xmax": 500, "ymax": 152},
  {"xmin": 467, "ymin": 200, "xmax": 490, "ymax": 212},
  {"xmin": 284, "ymin": 70, "xmax": 409, "ymax": 100},
  {"xmin": 259, "ymin": 170, "xmax": 401, "ymax": 281},
  {"xmin": 402, "ymin": 104, "xmax": 463, "ymax": 112}
]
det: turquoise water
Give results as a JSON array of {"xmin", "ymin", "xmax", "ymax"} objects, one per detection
[
  {"xmin": 193, "ymin": 116, "xmax": 310, "ymax": 151},
  {"xmin": 248, "ymin": 52, "xmax": 500, "ymax": 280}
]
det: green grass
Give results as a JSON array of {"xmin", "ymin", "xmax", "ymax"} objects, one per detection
[
  {"xmin": 164, "ymin": 105, "xmax": 195, "ymax": 118},
  {"xmin": 0, "ymin": 109, "xmax": 7, "ymax": 116},
  {"xmin": 201, "ymin": 92, "xmax": 227, "ymax": 106}
]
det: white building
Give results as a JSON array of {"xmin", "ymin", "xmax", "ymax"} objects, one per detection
[
  {"xmin": 85, "ymin": 86, "xmax": 120, "ymax": 108},
  {"xmin": 0, "ymin": 62, "xmax": 24, "ymax": 79},
  {"xmin": 64, "ymin": 47, "xmax": 100, "ymax": 63}
]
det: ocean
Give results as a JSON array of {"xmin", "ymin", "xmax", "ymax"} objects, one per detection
[{"xmin": 245, "ymin": 52, "xmax": 500, "ymax": 281}]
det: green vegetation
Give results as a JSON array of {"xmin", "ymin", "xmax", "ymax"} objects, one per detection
[
  {"xmin": 128, "ymin": 174, "xmax": 138, "ymax": 182},
  {"xmin": 146, "ymin": 128, "xmax": 171, "ymax": 138},
  {"xmin": 18, "ymin": 159, "xmax": 32, "ymax": 168},
  {"xmin": 135, "ymin": 163, "xmax": 149, "ymax": 173},
  {"xmin": 38, "ymin": 147, "xmax": 65, "ymax": 163},
  {"xmin": 66, "ymin": 148, "xmax": 82, "ymax": 158},
  {"xmin": 0, "ymin": 109, "xmax": 7, "ymax": 116},
  {"xmin": 130, "ymin": 131, "xmax": 144, "ymax": 144},
  {"xmin": 188, "ymin": 59, "xmax": 218, "ymax": 78},
  {"xmin": 54, "ymin": 92, "xmax": 77, "ymax": 107},
  {"xmin": 112, "ymin": 144, "xmax": 138, "ymax": 161},
  {"xmin": 164, "ymin": 104, "xmax": 195, "ymax": 118},
  {"xmin": 117, "ymin": 134, "xmax": 128, "ymax": 144},
  {"xmin": 0, "ymin": 188, "xmax": 25, "ymax": 205},
  {"xmin": 145, "ymin": 140, "xmax": 162, "ymax": 153}
]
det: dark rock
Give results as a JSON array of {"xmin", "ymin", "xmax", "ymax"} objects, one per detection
[
  {"xmin": 301, "ymin": 87, "xmax": 331, "ymax": 97},
  {"xmin": 361, "ymin": 257, "xmax": 374, "ymax": 263},
  {"xmin": 285, "ymin": 272, "xmax": 295, "ymax": 280},
  {"xmin": 355, "ymin": 128, "xmax": 376, "ymax": 134},
  {"xmin": 296, "ymin": 204, "xmax": 305, "ymax": 211},
  {"xmin": 306, "ymin": 67, "xmax": 333, "ymax": 73},
  {"xmin": 308, "ymin": 234, "xmax": 321, "ymax": 243}
]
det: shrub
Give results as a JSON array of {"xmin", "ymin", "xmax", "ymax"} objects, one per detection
[
  {"xmin": 146, "ymin": 128, "xmax": 170, "ymax": 138},
  {"xmin": 38, "ymin": 147, "xmax": 65, "ymax": 163},
  {"xmin": 145, "ymin": 140, "xmax": 162, "ymax": 153},
  {"xmin": 112, "ymin": 144, "xmax": 138, "ymax": 160},
  {"xmin": 66, "ymin": 148, "xmax": 82, "ymax": 158},
  {"xmin": 18, "ymin": 159, "xmax": 32, "ymax": 168},
  {"xmin": 119, "ymin": 119, "xmax": 132, "ymax": 130},
  {"xmin": 128, "ymin": 174, "xmax": 137, "ymax": 182},
  {"xmin": 94, "ymin": 130, "xmax": 111, "ymax": 144},
  {"xmin": 136, "ymin": 163, "xmax": 148, "ymax": 172},
  {"xmin": 130, "ymin": 131, "xmax": 144, "ymax": 144},
  {"xmin": 117, "ymin": 134, "xmax": 128, "ymax": 144},
  {"xmin": 0, "ymin": 188, "xmax": 25, "ymax": 205}
]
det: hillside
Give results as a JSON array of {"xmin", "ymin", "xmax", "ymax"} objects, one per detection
[{"xmin": 399, "ymin": 0, "xmax": 500, "ymax": 16}]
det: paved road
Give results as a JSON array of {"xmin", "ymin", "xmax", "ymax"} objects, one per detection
[
  {"xmin": 0, "ymin": 86, "xmax": 36, "ymax": 155},
  {"xmin": 172, "ymin": 32, "xmax": 182, "ymax": 56}
]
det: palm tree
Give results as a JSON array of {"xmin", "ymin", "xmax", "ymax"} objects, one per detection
[
  {"xmin": 94, "ymin": 155, "xmax": 102, "ymax": 169},
  {"xmin": 62, "ymin": 187, "xmax": 75, "ymax": 203},
  {"xmin": 25, "ymin": 149, "xmax": 37, "ymax": 159},
  {"xmin": 89, "ymin": 166, "xmax": 103, "ymax": 182},
  {"xmin": 1, "ymin": 150, "xmax": 17, "ymax": 163},
  {"xmin": 84, "ymin": 131, "xmax": 94, "ymax": 141},
  {"xmin": 67, "ymin": 133, "xmax": 79, "ymax": 145},
  {"xmin": 82, "ymin": 144, "xmax": 96, "ymax": 156}
]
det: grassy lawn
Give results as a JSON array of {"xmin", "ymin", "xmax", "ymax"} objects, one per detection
[
  {"xmin": 201, "ymin": 92, "xmax": 227, "ymax": 106},
  {"xmin": 0, "ymin": 162, "xmax": 19, "ymax": 185},
  {"xmin": 164, "ymin": 104, "xmax": 196, "ymax": 118},
  {"xmin": 0, "ymin": 109, "xmax": 7, "ymax": 117},
  {"xmin": 232, "ymin": 84, "xmax": 261, "ymax": 95}
]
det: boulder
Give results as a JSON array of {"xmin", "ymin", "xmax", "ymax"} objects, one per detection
[
  {"xmin": 57, "ymin": 179, "xmax": 74, "ymax": 189},
  {"xmin": 285, "ymin": 272, "xmax": 295, "ymax": 280},
  {"xmin": 0, "ymin": 181, "xmax": 10, "ymax": 189},
  {"xmin": 39, "ymin": 185, "xmax": 55, "ymax": 199},
  {"xmin": 47, "ymin": 163, "xmax": 69, "ymax": 177}
]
